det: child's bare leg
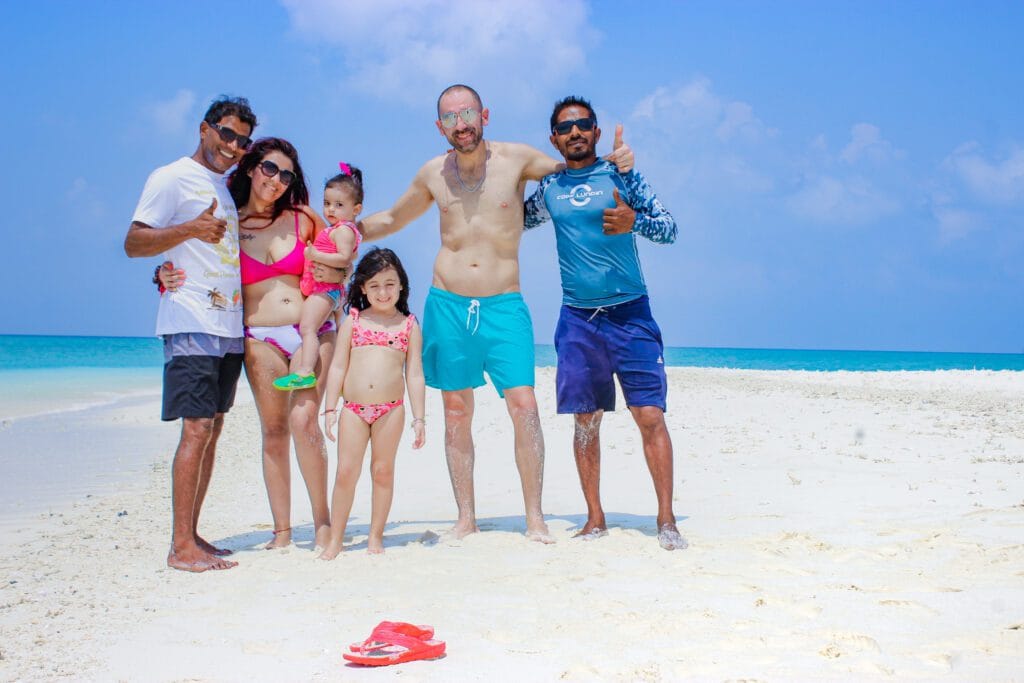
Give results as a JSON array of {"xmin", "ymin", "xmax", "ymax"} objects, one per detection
[
  {"xmin": 295, "ymin": 293, "xmax": 334, "ymax": 377},
  {"xmin": 367, "ymin": 406, "xmax": 404, "ymax": 554},
  {"xmin": 320, "ymin": 409, "xmax": 370, "ymax": 560}
]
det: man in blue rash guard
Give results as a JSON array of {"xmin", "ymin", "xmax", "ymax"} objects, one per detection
[{"xmin": 524, "ymin": 95, "xmax": 687, "ymax": 551}]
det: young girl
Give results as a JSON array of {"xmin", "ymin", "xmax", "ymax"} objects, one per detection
[
  {"xmin": 320, "ymin": 248, "xmax": 426, "ymax": 558},
  {"xmin": 273, "ymin": 163, "xmax": 364, "ymax": 391}
]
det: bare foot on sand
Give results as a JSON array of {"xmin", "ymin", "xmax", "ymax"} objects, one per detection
[
  {"xmin": 573, "ymin": 526, "xmax": 609, "ymax": 541},
  {"xmin": 195, "ymin": 535, "xmax": 233, "ymax": 557},
  {"xmin": 367, "ymin": 536, "xmax": 385, "ymax": 554},
  {"xmin": 265, "ymin": 527, "xmax": 291, "ymax": 550},
  {"xmin": 658, "ymin": 523, "xmax": 688, "ymax": 551},
  {"xmin": 526, "ymin": 521, "xmax": 556, "ymax": 544},
  {"xmin": 167, "ymin": 545, "xmax": 237, "ymax": 572},
  {"xmin": 448, "ymin": 520, "xmax": 479, "ymax": 540},
  {"xmin": 318, "ymin": 541, "xmax": 343, "ymax": 560}
]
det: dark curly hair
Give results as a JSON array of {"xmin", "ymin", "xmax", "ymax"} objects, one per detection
[
  {"xmin": 344, "ymin": 247, "xmax": 410, "ymax": 316},
  {"xmin": 227, "ymin": 138, "xmax": 309, "ymax": 222}
]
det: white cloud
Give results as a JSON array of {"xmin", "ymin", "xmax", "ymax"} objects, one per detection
[
  {"xmin": 933, "ymin": 205, "xmax": 983, "ymax": 244},
  {"xmin": 280, "ymin": 0, "xmax": 596, "ymax": 106},
  {"xmin": 840, "ymin": 123, "xmax": 899, "ymax": 164},
  {"xmin": 787, "ymin": 174, "xmax": 899, "ymax": 225},
  {"xmin": 630, "ymin": 77, "xmax": 775, "ymax": 143},
  {"xmin": 944, "ymin": 143, "xmax": 1024, "ymax": 204},
  {"xmin": 626, "ymin": 77, "xmax": 777, "ymax": 197},
  {"xmin": 144, "ymin": 89, "xmax": 196, "ymax": 135}
]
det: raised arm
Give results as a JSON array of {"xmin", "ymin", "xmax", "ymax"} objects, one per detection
[
  {"xmin": 358, "ymin": 166, "xmax": 435, "ymax": 242},
  {"xmin": 124, "ymin": 198, "xmax": 227, "ymax": 257}
]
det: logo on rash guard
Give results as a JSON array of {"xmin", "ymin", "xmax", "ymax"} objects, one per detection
[{"xmin": 556, "ymin": 184, "xmax": 604, "ymax": 207}]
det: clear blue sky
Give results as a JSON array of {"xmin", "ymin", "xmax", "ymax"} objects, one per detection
[{"xmin": 2, "ymin": 1, "xmax": 1021, "ymax": 352}]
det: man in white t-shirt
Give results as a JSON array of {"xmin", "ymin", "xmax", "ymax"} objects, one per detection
[{"xmin": 124, "ymin": 96, "xmax": 257, "ymax": 572}]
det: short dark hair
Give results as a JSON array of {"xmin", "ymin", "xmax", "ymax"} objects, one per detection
[
  {"xmin": 437, "ymin": 84, "xmax": 482, "ymax": 117},
  {"xmin": 550, "ymin": 95, "xmax": 596, "ymax": 132},
  {"xmin": 325, "ymin": 163, "xmax": 365, "ymax": 205},
  {"xmin": 345, "ymin": 247, "xmax": 411, "ymax": 316},
  {"xmin": 203, "ymin": 96, "xmax": 258, "ymax": 131},
  {"xmin": 227, "ymin": 137, "xmax": 309, "ymax": 222}
]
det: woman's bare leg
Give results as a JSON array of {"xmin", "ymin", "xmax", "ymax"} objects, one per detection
[{"xmin": 244, "ymin": 339, "xmax": 294, "ymax": 548}]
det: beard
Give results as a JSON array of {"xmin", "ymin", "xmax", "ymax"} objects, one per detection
[
  {"xmin": 447, "ymin": 127, "xmax": 483, "ymax": 153},
  {"xmin": 563, "ymin": 137, "xmax": 595, "ymax": 162}
]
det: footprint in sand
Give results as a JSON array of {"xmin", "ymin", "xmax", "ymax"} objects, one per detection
[{"xmin": 817, "ymin": 633, "xmax": 880, "ymax": 659}]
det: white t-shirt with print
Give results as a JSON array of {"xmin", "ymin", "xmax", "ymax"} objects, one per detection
[{"xmin": 132, "ymin": 156, "xmax": 243, "ymax": 337}]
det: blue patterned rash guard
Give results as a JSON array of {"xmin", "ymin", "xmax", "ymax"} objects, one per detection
[{"xmin": 524, "ymin": 159, "xmax": 676, "ymax": 308}]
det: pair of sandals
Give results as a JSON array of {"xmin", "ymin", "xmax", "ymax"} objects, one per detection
[{"xmin": 344, "ymin": 621, "xmax": 446, "ymax": 667}]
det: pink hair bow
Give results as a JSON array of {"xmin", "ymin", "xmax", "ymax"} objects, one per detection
[{"xmin": 338, "ymin": 162, "xmax": 351, "ymax": 176}]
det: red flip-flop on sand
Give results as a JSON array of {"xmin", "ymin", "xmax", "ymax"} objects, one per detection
[
  {"xmin": 348, "ymin": 621, "xmax": 434, "ymax": 652},
  {"xmin": 343, "ymin": 628, "xmax": 446, "ymax": 666}
]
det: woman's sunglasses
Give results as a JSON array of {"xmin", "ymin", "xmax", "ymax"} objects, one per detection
[
  {"xmin": 258, "ymin": 159, "xmax": 296, "ymax": 186},
  {"xmin": 209, "ymin": 122, "xmax": 253, "ymax": 150},
  {"xmin": 552, "ymin": 117, "xmax": 597, "ymax": 135}
]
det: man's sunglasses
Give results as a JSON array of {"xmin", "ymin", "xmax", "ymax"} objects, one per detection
[
  {"xmin": 552, "ymin": 117, "xmax": 596, "ymax": 135},
  {"xmin": 439, "ymin": 108, "xmax": 480, "ymax": 129},
  {"xmin": 258, "ymin": 159, "xmax": 296, "ymax": 186},
  {"xmin": 209, "ymin": 122, "xmax": 253, "ymax": 150}
]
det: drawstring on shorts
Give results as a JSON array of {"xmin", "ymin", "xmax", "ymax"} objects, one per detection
[
  {"xmin": 465, "ymin": 299, "xmax": 481, "ymax": 335},
  {"xmin": 587, "ymin": 306, "xmax": 607, "ymax": 322}
]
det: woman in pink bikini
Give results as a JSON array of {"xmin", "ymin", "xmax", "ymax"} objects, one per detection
[
  {"xmin": 162, "ymin": 137, "xmax": 338, "ymax": 549},
  {"xmin": 320, "ymin": 247, "xmax": 426, "ymax": 558}
]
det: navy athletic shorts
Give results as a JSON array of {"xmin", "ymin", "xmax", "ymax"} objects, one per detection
[{"xmin": 554, "ymin": 296, "xmax": 667, "ymax": 414}]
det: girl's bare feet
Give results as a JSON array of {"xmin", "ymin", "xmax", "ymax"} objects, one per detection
[{"xmin": 367, "ymin": 536, "xmax": 385, "ymax": 554}]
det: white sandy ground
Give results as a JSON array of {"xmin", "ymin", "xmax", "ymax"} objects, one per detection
[{"xmin": 1, "ymin": 367, "xmax": 1022, "ymax": 681}]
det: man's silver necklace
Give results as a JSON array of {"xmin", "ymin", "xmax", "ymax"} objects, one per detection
[{"xmin": 455, "ymin": 151, "xmax": 486, "ymax": 193}]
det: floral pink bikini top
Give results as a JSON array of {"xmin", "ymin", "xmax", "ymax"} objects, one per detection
[{"xmin": 350, "ymin": 309, "xmax": 415, "ymax": 353}]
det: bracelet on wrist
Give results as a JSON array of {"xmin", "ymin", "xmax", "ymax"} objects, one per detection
[
  {"xmin": 153, "ymin": 265, "xmax": 166, "ymax": 294},
  {"xmin": 411, "ymin": 417, "xmax": 425, "ymax": 425}
]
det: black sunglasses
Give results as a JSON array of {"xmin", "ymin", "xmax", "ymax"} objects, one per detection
[
  {"xmin": 209, "ymin": 122, "xmax": 253, "ymax": 150},
  {"xmin": 258, "ymin": 159, "xmax": 296, "ymax": 186},
  {"xmin": 552, "ymin": 117, "xmax": 596, "ymax": 135}
]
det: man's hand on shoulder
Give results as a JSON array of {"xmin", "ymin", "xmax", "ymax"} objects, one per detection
[
  {"xmin": 602, "ymin": 124, "xmax": 634, "ymax": 173},
  {"xmin": 602, "ymin": 189, "xmax": 636, "ymax": 235}
]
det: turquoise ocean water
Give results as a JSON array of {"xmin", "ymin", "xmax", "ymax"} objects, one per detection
[
  {"xmin": 0, "ymin": 334, "xmax": 1020, "ymax": 526},
  {"xmin": 1, "ymin": 334, "xmax": 1022, "ymax": 421}
]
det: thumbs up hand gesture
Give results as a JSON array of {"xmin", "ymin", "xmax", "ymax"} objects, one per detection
[
  {"xmin": 602, "ymin": 188, "xmax": 636, "ymax": 235},
  {"xmin": 602, "ymin": 124, "xmax": 634, "ymax": 173},
  {"xmin": 190, "ymin": 198, "xmax": 228, "ymax": 244}
]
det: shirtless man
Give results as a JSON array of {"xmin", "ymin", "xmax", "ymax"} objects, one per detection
[{"xmin": 360, "ymin": 84, "xmax": 632, "ymax": 541}]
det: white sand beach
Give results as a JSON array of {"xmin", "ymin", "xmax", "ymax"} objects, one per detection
[{"xmin": 1, "ymin": 367, "xmax": 1022, "ymax": 681}]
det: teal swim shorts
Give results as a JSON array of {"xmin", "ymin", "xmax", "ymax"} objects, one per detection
[{"xmin": 422, "ymin": 287, "xmax": 535, "ymax": 397}]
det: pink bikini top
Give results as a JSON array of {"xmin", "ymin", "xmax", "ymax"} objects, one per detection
[
  {"xmin": 240, "ymin": 211, "xmax": 305, "ymax": 286},
  {"xmin": 350, "ymin": 309, "xmax": 415, "ymax": 352}
]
